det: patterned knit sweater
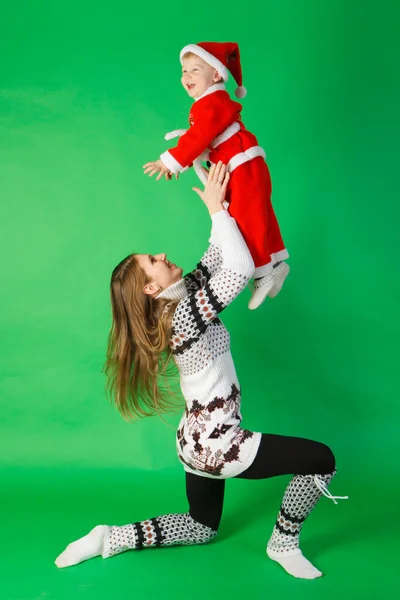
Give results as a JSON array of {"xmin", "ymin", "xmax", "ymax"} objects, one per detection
[{"xmin": 160, "ymin": 210, "xmax": 262, "ymax": 479}]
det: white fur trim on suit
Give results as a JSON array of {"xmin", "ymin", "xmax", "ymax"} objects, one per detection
[
  {"xmin": 253, "ymin": 250, "xmax": 290, "ymax": 278},
  {"xmin": 165, "ymin": 129, "xmax": 187, "ymax": 141},
  {"xmin": 180, "ymin": 45, "xmax": 229, "ymax": 81},
  {"xmin": 272, "ymin": 249, "xmax": 290, "ymax": 264},
  {"xmin": 160, "ymin": 151, "xmax": 184, "ymax": 174},
  {"xmin": 195, "ymin": 83, "xmax": 226, "ymax": 102},
  {"xmin": 164, "ymin": 129, "xmax": 189, "ymax": 172},
  {"xmin": 212, "ymin": 122, "xmax": 241, "ymax": 148},
  {"xmin": 227, "ymin": 146, "xmax": 266, "ymax": 173},
  {"xmin": 193, "ymin": 151, "xmax": 210, "ymax": 185}
]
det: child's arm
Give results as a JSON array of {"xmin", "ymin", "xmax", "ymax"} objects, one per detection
[
  {"xmin": 144, "ymin": 96, "xmax": 239, "ymax": 180},
  {"xmin": 162, "ymin": 102, "xmax": 238, "ymax": 174}
]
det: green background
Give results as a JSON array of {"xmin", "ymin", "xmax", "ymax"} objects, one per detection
[{"xmin": 1, "ymin": 0, "xmax": 398, "ymax": 598}]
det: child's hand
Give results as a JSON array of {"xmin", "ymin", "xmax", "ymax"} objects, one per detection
[
  {"xmin": 143, "ymin": 159, "xmax": 178, "ymax": 182},
  {"xmin": 165, "ymin": 171, "xmax": 180, "ymax": 181}
]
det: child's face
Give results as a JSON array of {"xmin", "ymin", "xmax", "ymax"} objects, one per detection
[{"xmin": 181, "ymin": 55, "xmax": 221, "ymax": 99}]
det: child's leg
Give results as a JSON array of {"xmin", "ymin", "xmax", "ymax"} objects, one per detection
[
  {"xmin": 227, "ymin": 158, "xmax": 271, "ymax": 271},
  {"xmin": 265, "ymin": 191, "xmax": 288, "ymax": 267},
  {"xmin": 236, "ymin": 433, "xmax": 347, "ymax": 579},
  {"xmin": 227, "ymin": 157, "xmax": 288, "ymax": 277},
  {"xmin": 55, "ymin": 473, "xmax": 225, "ymax": 568},
  {"xmin": 227, "ymin": 159, "xmax": 289, "ymax": 308}
]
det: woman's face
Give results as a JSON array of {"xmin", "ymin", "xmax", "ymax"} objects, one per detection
[{"xmin": 135, "ymin": 253, "xmax": 183, "ymax": 296}]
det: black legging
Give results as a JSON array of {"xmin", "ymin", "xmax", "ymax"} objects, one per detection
[{"xmin": 186, "ymin": 433, "xmax": 335, "ymax": 530}]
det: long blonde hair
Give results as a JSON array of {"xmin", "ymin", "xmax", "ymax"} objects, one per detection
[{"xmin": 104, "ymin": 253, "xmax": 181, "ymax": 420}]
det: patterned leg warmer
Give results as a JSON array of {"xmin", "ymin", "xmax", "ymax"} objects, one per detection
[
  {"xmin": 102, "ymin": 513, "xmax": 217, "ymax": 558},
  {"xmin": 267, "ymin": 469, "xmax": 347, "ymax": 558}
]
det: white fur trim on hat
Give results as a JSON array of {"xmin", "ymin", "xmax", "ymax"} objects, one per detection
[
  {"xmin": 180, "ymin": 44, "xmax": 229, "ymax": 81},
  {"xmin": 235, "ymin": 86, "xmax": 247, "ymax": 98}
]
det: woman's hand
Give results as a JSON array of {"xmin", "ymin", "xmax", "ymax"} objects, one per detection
[{"xmin": 192, "ymin": 162, "xmax": 230, "ymax": 216}]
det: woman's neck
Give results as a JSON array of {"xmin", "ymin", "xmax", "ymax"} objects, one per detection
[{"xmin": 157, "ymin": 278, "xmax": 188, "ymax": 301}]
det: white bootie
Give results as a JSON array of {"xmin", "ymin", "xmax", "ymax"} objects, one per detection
[
  {"xmin": 248, "ymin": 272, "xmax": 275, "ymax": 310},
  {"xmin": 248, "ymin": 262, "xmax": 290, "ymax": 309},
  {"xmin": 268, "ymin": 262, "xmax": 290, "ymax": 298}
]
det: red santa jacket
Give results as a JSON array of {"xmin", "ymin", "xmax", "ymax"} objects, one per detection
[{"xmin": 160, "ymin": 83, "xmax": 266, "ymax": 177}]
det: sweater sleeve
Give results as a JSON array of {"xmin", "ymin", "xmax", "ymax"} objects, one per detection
[
  {"xmin": 183, "ymin": 244, "xmax": 222, "ymax": 293},
  {"xmin": 173, "ymin": 210, "xmax": 254, "ymax": 337},
  {"xmin": 183, "ymin": 218, "xmax": 224, "ymax": 292},
  {"xmin": 161, "ymin": 96, "xmax": 240, "ymax": 174}
]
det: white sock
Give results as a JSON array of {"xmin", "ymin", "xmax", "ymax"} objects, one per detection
[
  {"xmin": 55, "ymin": 525, "xmax": 110, "ymax": 568},
  {"xmin": 267, "ymin": 548, "xmax": 323, "ymax": 579}
]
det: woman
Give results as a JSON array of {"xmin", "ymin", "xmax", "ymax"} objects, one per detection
[{"xmin": 55, "ymin": 163, "xmax": 347, "ymax": 579}]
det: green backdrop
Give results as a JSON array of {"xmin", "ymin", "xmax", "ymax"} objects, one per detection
[{"xmin": 1, "ymin": 1, "xmax": 398, "ymax": 598}]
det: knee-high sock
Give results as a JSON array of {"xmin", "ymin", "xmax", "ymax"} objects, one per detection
[
  {"xmin": 267, "ymin": 469, "xmax": 345, "ymax": 556},
  {"xmin": 102, "ymin": 513, "xmax": 217, "ymax": 558}
]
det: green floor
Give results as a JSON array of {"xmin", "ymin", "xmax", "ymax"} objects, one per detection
[{"xmin": 2, "ymin": 467, "xmax": 392, "ymax": 599}]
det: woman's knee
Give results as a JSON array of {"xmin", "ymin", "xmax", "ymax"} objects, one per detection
[{"xmin": 313, "ymin": 442, "xmax": 336, "ymax": 474}]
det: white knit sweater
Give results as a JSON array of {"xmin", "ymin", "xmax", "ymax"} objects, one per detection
[{"xmin": 160, "ymin": 210, "xmax": 262, "ymax": 479}]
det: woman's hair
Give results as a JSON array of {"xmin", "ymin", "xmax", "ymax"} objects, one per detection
[{"xmin": 103, "ymin": 254, "xmax": 180, "ymax": 420}]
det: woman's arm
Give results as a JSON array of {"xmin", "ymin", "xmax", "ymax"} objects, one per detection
[
  {"xmin": 173, "ymin": 163, "xmax": 254, "ymax": 335},
  {"xmin": 183, "ymin": 219, "xmax": 223, "ymax": 293}
]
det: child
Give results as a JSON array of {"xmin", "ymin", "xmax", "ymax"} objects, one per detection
[{"xmin": 143, "ymin": 41, "xmax": 290, "ymax": 310}]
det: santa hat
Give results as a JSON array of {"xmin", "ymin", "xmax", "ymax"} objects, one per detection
[{"xmin": 180, "ymin": 42, "xmax": 247, "ymax": 99}]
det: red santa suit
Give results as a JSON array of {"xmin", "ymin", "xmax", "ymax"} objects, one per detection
[{"xmin": 160, "ymin": 83, "xmax": 289, "ymax": 277}]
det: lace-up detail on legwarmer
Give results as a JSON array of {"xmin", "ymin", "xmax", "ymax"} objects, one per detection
[{"xmin": 267, "ymin": 470, "xmax": 347, "ymax": 556}]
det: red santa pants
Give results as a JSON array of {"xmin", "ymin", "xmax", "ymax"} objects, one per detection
[{"xmin": 226, "ymin": 156, "xmax": 289, "ymax": 277}]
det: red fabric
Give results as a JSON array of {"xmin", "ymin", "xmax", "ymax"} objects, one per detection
[
  {"xmin": 168, "ymin": 91, "xmax": 259, "ymax": 168},
  {"xmin": 168, "ymin": 90, "xmax": 286, "ymax": 269},
  {"xmin": 168, "ymin": 91, "xmax": 241, "ymax": 168},
  {"xmin": 208, "ymin": 125, "xmax": 259, "ymax": 164},
  {"xmin": 226, "ymin": 157, "xmax": 286, "ymax": 268},
  {"xmin": 196, "ymin": 42, "xmax": 243, "ymax": 87}
]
